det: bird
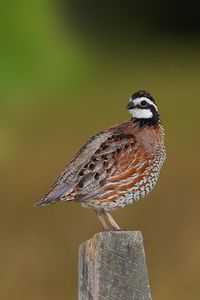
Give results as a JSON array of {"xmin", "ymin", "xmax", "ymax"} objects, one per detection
[{"xmin": 35, "ymin": 90, "xmax": 166, "ymax": 231}]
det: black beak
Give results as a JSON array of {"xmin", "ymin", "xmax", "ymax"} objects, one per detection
[{"xmin": 126, "ymin": 101, "xmax": 134, "ymax": 110}]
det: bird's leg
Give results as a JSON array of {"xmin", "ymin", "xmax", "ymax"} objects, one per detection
[
  {"xmin": 95, "ymin": 210, "xmax": 110, "ymax": 231},
  {"xmin": 105, "ymin": 211, "xmax": 121, "ymax": 231}
]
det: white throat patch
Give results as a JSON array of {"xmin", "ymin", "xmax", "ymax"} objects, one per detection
[{"xmin": 130, "ymin": 108, "xmax": 153, "ymax": 119}]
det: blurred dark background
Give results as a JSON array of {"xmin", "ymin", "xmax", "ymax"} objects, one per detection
[{"xmin": 1, "ymin": 1, "xmax": 200, "ymax": 299}]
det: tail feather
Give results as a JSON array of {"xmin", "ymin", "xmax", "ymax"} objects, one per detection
[{"xmin": 35, "ymin": 182, "xmax": 77, "ymax": 207}]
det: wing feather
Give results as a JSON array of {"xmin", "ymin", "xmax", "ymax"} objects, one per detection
[{"xmin": 74, "ymin": 132, "xmax": 154, "ymax": 203}]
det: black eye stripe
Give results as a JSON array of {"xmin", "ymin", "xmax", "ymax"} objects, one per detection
[{"xmin": 140, "ymin": 100, "xmax": 148, "ymax": 107}]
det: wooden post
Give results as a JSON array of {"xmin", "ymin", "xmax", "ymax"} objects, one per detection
[{"xmin": 78, "ymin": 231, "xmax": 152, "ymax": 300}]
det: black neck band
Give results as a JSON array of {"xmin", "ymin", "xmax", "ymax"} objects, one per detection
[{"xmin": 132, "ymin": 116, "xmax": 160, "ymax": 127}]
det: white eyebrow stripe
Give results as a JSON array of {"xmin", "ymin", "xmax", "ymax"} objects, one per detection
[{"xmin": 133, "ymin": 97, "xmax": 158, "ymax": 111}]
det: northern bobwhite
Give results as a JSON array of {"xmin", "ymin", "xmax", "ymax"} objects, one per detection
[{"xmin": 35, "ymin": 90, "xmax": 166, "ymax": 230}]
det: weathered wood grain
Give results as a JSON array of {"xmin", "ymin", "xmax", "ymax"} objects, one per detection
[{"xmin": 78, "ymin": 231, "xmax": 152, "ymax": 300}]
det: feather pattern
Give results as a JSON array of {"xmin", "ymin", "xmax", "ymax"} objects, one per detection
[{"xmin": 36, "ymin": 119, "xmax": 165, "ymax": 211}]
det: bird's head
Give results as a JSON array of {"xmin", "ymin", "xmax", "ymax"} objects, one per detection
[{"xmin": 127, "ymin": 90, "xmax": 160, "ymax": 126}]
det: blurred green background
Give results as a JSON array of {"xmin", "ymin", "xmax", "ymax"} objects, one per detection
[{"xmin": 1, "ymin": 1, "xmax": 200, "ymax": 299}]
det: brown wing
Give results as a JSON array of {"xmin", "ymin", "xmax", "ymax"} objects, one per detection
[
  {"xmin": 74, "ymin": 133, "xmax": 155, "ymax": 204},
  {"xmin": 36, "ymin": 129, "xmax": 155, "ymax": 207},
  {"xmin": 35, "ymin": 129, "xmax": 111, "ymax": 206}
]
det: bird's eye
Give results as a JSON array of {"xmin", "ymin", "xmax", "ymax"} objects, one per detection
[{"xmin": 140, "ymin": 100, "xmax": 147, "ymax": 107}]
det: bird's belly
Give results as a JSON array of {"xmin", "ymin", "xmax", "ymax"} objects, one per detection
[
  {"xmin": 81, "ymin": 170, "xmax": 160, "ymax": 211},
  {"xmin": 82, "ymin": 154, "xmax": 165, "ymax": 211}
]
